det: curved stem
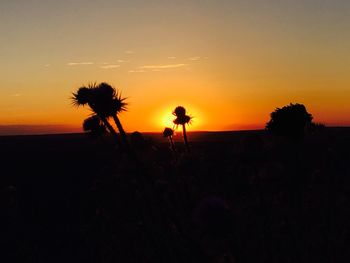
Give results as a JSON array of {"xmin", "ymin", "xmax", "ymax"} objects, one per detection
[
  {"xmin": 112, "ymin": 115, "xmax": 129, "ymax": 149},
  {"xmin": 100, "ymin": 116, "xmax": 120, "ymax": 144}
]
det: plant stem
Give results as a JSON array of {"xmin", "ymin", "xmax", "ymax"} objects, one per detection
[
  {"xmin": 182, "ymin": 124, "xmax": 189, "ymax": 152},
  {"xmin": 169, "ymin": 136, "xmax": 176, "ymax": 152},
  {"xmin": 100, "ymin": 117, "xmax": 120, "ymax": 145},
  {"xmin": 112, "ymin": 115, "xmax": 129, "ymax": 150}
]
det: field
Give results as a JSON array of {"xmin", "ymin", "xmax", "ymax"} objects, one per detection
[{"xmin": 1, "ymin": 129, "xmax": 349, "ymax": 263}]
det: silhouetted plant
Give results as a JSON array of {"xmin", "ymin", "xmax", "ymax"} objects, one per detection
[
  {"xmin": 173, "ymin": 106, "xmax": 192, "ymax": 151},
  {"xmin": 72, "ymin": 83, "xmax": 118, "ymax": 141},
  {"xmin": 72, "ymin": 82, "xmax": 129, "ymax": 149},
  {"xmin": 93, "ymin": 82, "xmax": 129, "ymax": 149},
  {"xmin": 266, "ymin": 103, "xmax": 313, "ymax": 140},
  {"xmin": 82, "ymin": 115, "xmax": 106, "ymax": 138},
  {"xmin": 163, "ymin": 127, "xmax": 176, "ymax": 152}
]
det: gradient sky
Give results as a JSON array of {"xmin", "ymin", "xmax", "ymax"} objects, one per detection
[{"xmin": 1, "ymin": 0, "xmax": 349, "ymax": 134}]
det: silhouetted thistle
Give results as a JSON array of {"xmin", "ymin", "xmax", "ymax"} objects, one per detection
[
  {"xmin": 88, "ymin": 82, "xmax": 127, "ymax": 118},
  {"xmin": 163, "ymin": 127, "xmax": 176, "ymax": 152},
  {"xmin": 71, "ymin": 82, "xmax": 129, "ymax": 150},
  {"xmin": 174, "ymin": 106, "xmax": 186, "ymax": 117},
  {"xmin": 173, "ymin": 106, "xmax": 192, "ymax": 152},
  {"xmin": 71, "ymin": 86, "xmax": 91, "ymax": 106},
  {"xmin": 82, "ymin": 115, "xmax": 106, "ymax": 138}
]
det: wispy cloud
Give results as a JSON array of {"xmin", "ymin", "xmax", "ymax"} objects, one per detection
[
  {"xmin": 188, "ymin": 56, "xmax": 201, "ymax": 61},
  {"xmin": 139, "ymin": 64, "xmax": 186, "ymax": 69},
  {"xmin": 128, "ymin": 70, "xmax": 146, "ymax": 73},
  {"xmin": 11, "ymin": 93, "xmax": 22, "ymax": 97},
  {"xmin": 67, "ymin": 62, "xmax": 94, "ymax": 66},
  {"xmin": 117, "ymin": 59, "xmax": 128, "ymax": 63},
  {"xmin": 125, "ymin": 50, "xmax": 134, "ymax": 54},
  {"xmin": 100, "ymin": 64, "xmax": 120, "ymax": 69},
  {"xmin": 168, "ymin": 56, "xmax": 176, "ymax": 59},
  {"xmin": 44, "ymin": 64, "xmax": 51, "ymax": 67}
]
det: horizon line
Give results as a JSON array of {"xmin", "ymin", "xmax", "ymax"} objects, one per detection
[{"xmin": 0, "ymin": 126, "xmax": 349, "ymax": 137}]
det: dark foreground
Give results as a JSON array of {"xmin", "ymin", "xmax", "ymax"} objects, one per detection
[{"xmin": 0, "ymin": 129, "xmax": 349, "ymax": 263}]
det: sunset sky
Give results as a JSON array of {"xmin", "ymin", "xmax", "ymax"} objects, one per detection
[{"xmin": 1, "ymin": 0, "xmax": 349, "ymax": 134}]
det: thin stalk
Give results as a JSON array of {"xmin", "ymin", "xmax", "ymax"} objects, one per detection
[
  {"xmin": 169, "ymin": 136, "xmax": 176, "ymax": 152},
  {"xmin": 88, "ymin": 102, "xmax": 121, "ymax": 146},
  {"xmin": 182, "ymin": 124, "xmax": 189, "ymax": 152},
  {"xmin": 100, "ymin": 116, "xmax": 121, "ymax": 145},
  {"xmin": 112, "ymin": 115, "xmax": 130, "ymax": 150}
]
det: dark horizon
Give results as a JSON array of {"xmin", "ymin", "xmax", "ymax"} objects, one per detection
[{"xmin": 1, "ymin": 124, "xmax": 350, "ymax": 137}]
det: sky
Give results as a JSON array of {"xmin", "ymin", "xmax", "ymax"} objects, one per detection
[{"xmin": 1, "ymin": 0, "xmax": 349, "ymax": 134}]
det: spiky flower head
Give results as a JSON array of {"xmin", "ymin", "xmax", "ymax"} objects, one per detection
[
  {"xmin": 173, "ymin": 106, "xmax": 192, "ymax": 126},
  {"xmin": 98, "ymin": 82, "xmax": 116, "ymax": 97},
  {"xmin": 163, "ymin": 127, "xmax": 174, "ymax": 137},
  {"xmin": 75, "ymin": 82, "xmax": 127, "ymax": 117},
  {"xmin": 111, "ymin": 92, "xmax": 128, "ymax": 113},
  {"xmin": 173, "ymin": 106, "xmax": 186, "ymax": 117},
  {"xmin": 82, "ymin": 115, "xmax": 106, "ymax": 138},
  {"xmin": 173, "ymin": 115, "xmax": 191, "ymax": 126},
  {"xmin": 71, "ymin": 87, "xmax": 91, "ymax": 106},
  {"xmin": 92, "ymin": 82, "xmax": 116, "ymax": 103}
]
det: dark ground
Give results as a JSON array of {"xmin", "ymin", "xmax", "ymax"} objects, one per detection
[{"xmin": 0, "ymin": 129, "xmax": 349, "ymax": 263}]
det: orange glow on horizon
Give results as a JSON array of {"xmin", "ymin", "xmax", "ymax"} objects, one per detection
[{"xmin": 152, "ymin": 104, "xmax": 204, "ymax": 132}]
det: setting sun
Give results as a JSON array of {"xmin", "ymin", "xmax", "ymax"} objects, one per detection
[
  {"xmin": 153, "ymin": 104, "xmax": 203, "ymax": 132},
  {"xmin": 161, "ymin": 111, "xmax": 175, "ymax": 129}
]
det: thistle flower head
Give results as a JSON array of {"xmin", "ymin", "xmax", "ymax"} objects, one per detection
[
  {"xmin": 71, "ymin": 87, "xmax": 91, "ymax": 106},
  {"xmin": 163, "ymin": 127, "xmax": 174, "ymax": 137},
  {"xmin": 173, "ymin": 106, "xmax": 186, "ymax": 117}
]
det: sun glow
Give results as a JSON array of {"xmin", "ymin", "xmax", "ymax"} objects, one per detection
[
  {"xmin": 154, "ymin": 105, "xmax": 203, "ymax": 132},
  {"xmin": 162, "ymin": 112, "xmax": 175, "ymax": 129}
]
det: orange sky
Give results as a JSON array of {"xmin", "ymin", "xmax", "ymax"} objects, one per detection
[{"xmin": 1, "ymin": 1, "xmax": 350, "ymax": 134}]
